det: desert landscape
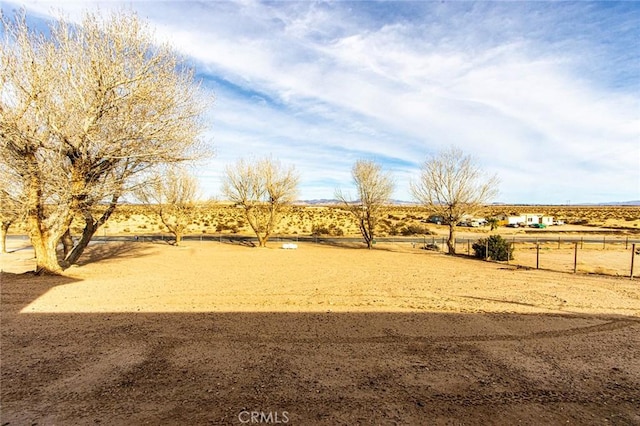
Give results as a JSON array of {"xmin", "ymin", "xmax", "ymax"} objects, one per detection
[
  {"xmin": 2, "ymin": 229, "xmax": 639, "ymax": 424},
  {"xmin": 2, "ymin": 2, "xmax": 638, "ymax": 424},
  {"xmin": 20, "ymin": 203, "xmax": 637, "ymax": 238}
]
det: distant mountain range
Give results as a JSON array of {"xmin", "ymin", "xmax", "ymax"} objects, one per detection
[
  {"xmin": 577, "ymin": 200, "xmax": 640, "ymax": 206},
  {"xmin": 295, "ymin": 199, "xmax": 419, "ymax": 206},
  {"xmin": 296, "ymin": 199, "xmax": 640, "ymax": 206}
]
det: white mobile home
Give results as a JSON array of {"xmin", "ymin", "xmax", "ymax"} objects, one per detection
[
  {"xmin": 540, "ymin": 216, "xmax": 554, "ymax": 226},
  {"xmin": 503, "ymin": 213, "xmax": 554, "ymax": 227}
]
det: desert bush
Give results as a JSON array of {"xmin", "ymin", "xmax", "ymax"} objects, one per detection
[
  {"xmin": 472, "ymin": 235, "xmax": 513, "ymax": 261},
  {"xmin": 311, "ymin": 225, "xmax": 330, "ymax": 236},
  {"xmin": 311, "ymin": 224, "xmax": 344, "ymax": 236},
  {"xmin": 330, "ymin": 224, "xmax": 344, "ymax": 236},
  {"xmin": 216, "ymin": 222, "xmax": 239, "ymax": 233},
  {"xmin": 401, "ymin": 224, "xmax": 433, "ymax": 236},
  {"xmin": 571, "ymin": 219, "xmax": 590, "ymax": 225}
]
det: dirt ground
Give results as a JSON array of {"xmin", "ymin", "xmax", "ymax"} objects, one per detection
[{"xmin": 1, "ymin": 240, "xmax": 639, "ymax": 425}]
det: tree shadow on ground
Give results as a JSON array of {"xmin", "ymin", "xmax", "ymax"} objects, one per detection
[
  {"xmin": 315, "ymin": 239, "xmax": 444, "ymax": 256},
  {"xmin": 0, "ymin": 272, "xmax": 80, "ymax": 314},
  {"xmin": 74, "ymin": 242, "xmax": 157, "ymax": 266},
  {"xmin": 208, "ymin": 235, "xmax": 257, "ymax": 247}
]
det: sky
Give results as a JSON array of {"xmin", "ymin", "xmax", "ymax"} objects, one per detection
[{"xmin": 4, "ymin": 1, "xmax": 640, "ymax": 204}]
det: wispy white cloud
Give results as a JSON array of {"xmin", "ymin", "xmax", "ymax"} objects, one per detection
[{"xmin": 7, "ymin": 0, "xmax": 640, "ymax": 203}]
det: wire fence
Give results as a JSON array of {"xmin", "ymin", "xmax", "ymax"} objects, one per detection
[{"xmin": 451, "ymin": 237, "xmax": 639, "ymax": 279}]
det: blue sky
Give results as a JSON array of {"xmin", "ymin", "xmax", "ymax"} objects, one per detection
[{"xmin": 5, "ymin": 1, "xmax": 640, "ymax": 204}]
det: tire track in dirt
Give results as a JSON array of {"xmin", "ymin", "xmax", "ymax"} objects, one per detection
[
  {"xmin": 203, "ymin": 317, "xmax": 639, "ymax": 345},
  {"xmin": 417, "ymin": 386, "xmax": 640, "ymax": 406}
]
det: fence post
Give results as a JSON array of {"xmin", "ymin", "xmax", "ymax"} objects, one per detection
[
  {"xmin": 581, "ymin": 237, "xmax": 584, "ymax": 249},
  {"xmin": 536, "ymin": 242, "xmax": 540, "ymax": 269},
  {"xmin": 631, "ymin": 244, "xmax": 636, "ymax": 279},
  {"xmin": 467, "ymin": 239, "xmax": 470, "ymax": 256},
  {"xmin": 485, "ymin": 239, "xmax": 489, "ymax": 261},
  {"xmin": 625, "ymin": 236, "xmax": 628, "ymax": 250},
  {"xmin": 573, "ymin": 242, "xmax": 578, "ymax": 274},
  {"xmin": 603, "ymin": 236, "xmax": 606, "ymax": 250},
  {"xmin": 558, "ymin": 237, "xmax": 561, "ymax": 249}
]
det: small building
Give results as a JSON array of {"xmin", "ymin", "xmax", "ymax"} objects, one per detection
[
  {"xmin": 501, "ymin": 213, "xmax": 554, "ymax": 227},
  {"xmin": 540, "ymin": 215, "xmax": 554, "ymax": 226}
]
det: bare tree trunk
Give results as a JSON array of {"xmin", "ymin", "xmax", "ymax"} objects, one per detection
[
  {"xmin": 28, "ymin": 207, "xmax": 67, "ymax": 274},
  {"xmin": 60, "ymin": 229, "xmax": 74, "ymax": 257},
  {"xmin": 25, "ymin": 164, "xmax": 66, "ymax": 274},
  {"xmin": 448, "ymin": 223, "xmax": 456, "ymax": 255},
  {"xmin": 62, "ymin": 219, "xmax": 96, "ymax": 267},
  {"xmin": 0, "ymin": 221, "xmax": 11, "ymax": 253},
  {"xmin": 158, "ymin": 210, "xmax": 183, "ymax": 246},
  {"xmin": 64, "ymin": 196, "xmax": 119, "ymax": 266},
  {"xmin": 360, "ymin": 220, "xmax": 373, "ymax": 249},
  {"xmin": 29, "ymin": 227, "xmax": 63, "ymax": 274},
  {"xmin": 245, "ymin": 209, "xmax": 271, "ymax": 248},
  {"xmin": 367, "ymin": 213, "xmax": 375, "ymax": 249}
]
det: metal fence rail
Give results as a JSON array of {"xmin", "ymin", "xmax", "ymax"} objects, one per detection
[{"xmin": 452, "ymin": 238, "xmax": 639, "ymax": 279}]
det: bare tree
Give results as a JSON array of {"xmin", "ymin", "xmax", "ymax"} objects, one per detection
[
  {"xmin": 0, "ymin": 164, "xmax": 26, "ymax": 254},
  {"xmin": 336, "ymin": 160, "xmax": 394, "ymax": 249},
  {"xmin": 137, "ymin": 168, "xmax": 200, "ymax": 246},
  {"xmin": 222, "ymin": 158, "xmax": 299, "ymax": 247},
  {"xmin": 411, "ymin": 146, "xmax": 499, "ymax": 254},
  {"xmin": 0, "ymin": 11, "xmax": 207, "ymax": 273}
]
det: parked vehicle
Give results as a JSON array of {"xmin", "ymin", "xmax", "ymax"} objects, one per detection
[
  {"xmin": 458, "ymin": 219, "xmax": 486, "ymax": 227},
  {"xmin": 427, "ymin": 215, "xmax": 444, "ymax": 225},
  {"xmin": 529, "ymin": 223, "xmax": 547, "ymax": 229}
]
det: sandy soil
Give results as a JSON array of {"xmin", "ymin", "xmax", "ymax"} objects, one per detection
[{"xmin": 1, "ymin": 240, "xmax": 639, "ymax": 425}]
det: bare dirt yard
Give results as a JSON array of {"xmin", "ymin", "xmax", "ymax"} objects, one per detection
[{"xmin": 1, "ymin": 240, "xmax": 639, "ymax": 425}]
